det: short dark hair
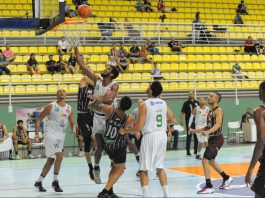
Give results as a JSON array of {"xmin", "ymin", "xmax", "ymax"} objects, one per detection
[
  {"xmin": 150, "ymin": 81, "xmax": 163, "ymax": 97},
  {"xmin": 110, "ymin": 66, "xmax": 120, "ymax": 79},
  {"xmin": 259, "ymin": 81, "xmax": 265, "ymax": 101},
  {"xmin": 213, "ymin": 91, "xmax": 222, "ymax": 103},
  {"xmin": 120, "ymin": 96, "xmax": 132, "ymax": 111},
  {"xmin": 17, "ymin": 120, "xmax": 23, "ymax": 124},
  {"xmin": 49, "ymin": 54, "xmax": 53, "ymax": 58}
]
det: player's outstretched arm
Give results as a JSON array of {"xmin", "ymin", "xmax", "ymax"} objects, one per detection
[
  {"xmin": 88, "ymin": 99, "xmax": 113, "ymax": 119},
  {"xmin": 35, "ymin": 104, "xmax": 52, "ymax": 139}
]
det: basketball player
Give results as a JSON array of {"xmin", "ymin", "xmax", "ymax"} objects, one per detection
[
  {"xmin": 188, "ymin": 97, "xmax": 209, "ymax": 160},
  {"xmin": 120, "ymin": 81, "xmax": 174, "ymax": 198},
  {"xmin": 245, "ymin": 81, "xmax": 265, "ymax": 197},
  {"xmin": 34, "ymin": 89, "xmax": 76, "ymax": 192},
  {"xmin": 75, "ymin": 46, "xmax": 119, "ymax": 184},
  {"xmin": 88, "ymin": 96, "xmax": 133, "ymax": 198},
  {"xmin": 77, "ymin": 74, "xmax": 95, "ymax": 180},
  {"xmin": 193, "ymin": 92, "xmax": 233, "ymax": 194}
]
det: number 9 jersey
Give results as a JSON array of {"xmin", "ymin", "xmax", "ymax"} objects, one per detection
[{"xmin": 141, "ymin": 98, "xmax": 167, "ymax": 135}]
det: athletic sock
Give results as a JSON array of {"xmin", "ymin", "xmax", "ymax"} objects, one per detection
[
  {"xmin": 37, "ymin": 175, "xmax": 45, "ymax": 182},
  {"xmin": 108, "ymin": 187, "xmax": 113, "ymax": 195},
  {"xmin": 220, "ymin": 171, "xmax": 229, "ymax": 180},
  {"xmin": 206, "ymin": 179, "xmax": 213, "ymax": 188},
  {"xmin": 94, "ymin": 164, "xmax": 100, "ymax": 171},
  {"xmin": 88, "ymin": 163, "xmax": 93, "ymax": 171},
  {"xmin": 101, "ymin": 188, "xmax": 109, "ymax": 195},
  {"xmin": 162, "ymin": 185, "xmax": 169, "ymax": 198},
  {"xmin": 141, "ymin": 186, "xmax": 149, "ymax": 198},
  {"xmin": 53, "ymin": 173, "xmax": 58, "ymax": 181}
]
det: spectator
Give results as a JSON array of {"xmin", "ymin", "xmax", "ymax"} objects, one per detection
[
  {"xmin": 0, "ymin": 52, "xmax": 10, "ymax": 75},
  {"xmin": 192, "ymin": 12, "xmax": 201, "ymax": 42},
  {"xmin": 68, "ymin": 53, "xmax": 79, "ymax": 73},
  {"xmin": 46, "ymin": 55, "xmax": 60, "ymax": 74},
  {"xmin": 254, "ymin": 38, "xmax": 264, "ymax": 55},
  {"xmin": 241, "ymin": 108, "xmax": 253, "ymax": 124},
  {"xmin": 123, "ymin": 17, "xmax": 133, "ymax": 30},
  {"xmin": 158, "ymin": 0, "xmax": 165, "ymax": 12},
  {"xmin": 58, "ymin": 36, "xmax": 68, "ymax": 55},
  {"xmin": 106, "ymin": 56, "xmax": 117, "ymax": 67},
  {"xmin": 159, "ymin": 14, "xmax": 167, "ymax": 23},
  {"xmin": 0, "ymin": 121, "xmax": 13, "ymax": 160},
  {"xmin": 26, "ymin": 53, "xmax": 40, "ymax": 75},
  {"xmin": 146, "ymin": 39, "xmax": 162, "ymax": 55},
  {"xmin": 117, "ymin": 52, "xmax": 129, "ymax": 73},
  {"xmin": 128, "ymin": 42, "xmax": 140, "ymax": 63},
  {"xmin": 234, "ymin": 11, "xmax": 244, "ymax": 24},
  {"xmin": 139, "ymin": 45, "xmax": 153, "ymax": 64},
  {"xmin": 65, "ymin": 1, "xmax": 70, "ymax": 17},
  {"xmin": 136, "ymin": 0, "xmax": 144, "ymax": 11},
  {"xmin": 237, "ymin": 0, "xmax": 248, "ymax": 15},
  {"xmin": 232, "ymin": 62, "xmax": 249, "ymax": 79},
  {"xmin": 151, "ymin": 62, "xmax": 164, "ymax": 80},
  {"xmin": 244, "ymin": 36, "xmax": 256, "ymax": 54},
  {"xmin": 143, "ymin": 0, "xmax": 153, "ymax": 12},
  {"xmin": 109, "ymin": 17, "xmax": 120, "ymax": 29},
  {"xmin": 12, "ymin": 120, "xmax": 34, "ymax": 160},
  {"xmin": 168, "ymin": 37, "xmax": 185, "ymax": 52},
  {"xmin": 57, "ymin": 55, "xmax": 71, "ymax": 73},
  {"xmin": 108, "ymin": 44, "xmax": 119, "ymax": 59},
  {"xmin": 3, "ymin": 43, "xmax": 16, "ymax": 62},
  {"xmin": 118, "ymin": 43, "xmax": 127, "ymax": 57}
]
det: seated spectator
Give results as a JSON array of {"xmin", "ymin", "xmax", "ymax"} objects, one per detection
[
  {"xmin": 244, "ymin": 36, "xmax": 257, "ymax": 54},
  {"xmin": 158, "ymin": 0, "xmax": 165, "ymax": 12},
  {"xmin": 26, "ymin": 53, "xmax": 40, "ymax": 75},
  {"xmin": 168, "ymin": 37, "xmax": 184, "ymax": 52},
  {"xmin": 237, "ymin": 0, "xmax": 248, "ymax": 15},
  {"xmin": 254, "ymin": 38, "xmax": 264, "ymax": 55},
  {"xmin": 232, "ymin": 62, "xmax": 249, "ymax": 79},
  {"xmin": 46, "ymin": 55, "xmax": 60, "ymax": 74},
  {"xmin": 123, "ymin": 17, "xmax": 133, "ymax": 30},
  {"xmin": 0, "ymin": 52, "xmax": 10, "ymax": 75},
  {"xmin": 117, "ymin": 52, "xmax": 129, "ymax": 73},
  {"xmin": 3, "ymin": 43, "xmax": 16, "ymax": 62},
  {"xmin": 143, "ymin": 0, "xmax": 153, "ymax": 12},
  {"xmin": 12, "ymin": 120, "xmax": 34, "ymax": 160},
  {"xmin": 146, "ymin": 39, "xmax": 162, "ymax": 55},
  {"xmin": 57, "ymin": 55, "xmax": 72, "ymax": 73},
  {"xmin": 106, "ymin": 56, "xmax": 118, "ymax": 67},
  {"xmin": 118, "ymin": 43, "xmax": 127, "ymax": 57},
  {"xmin": 108, "ymin": 44, "xmax": 119, "ymax": 59},
  {"xmin": 109, "ymin": 17, "xmax": 120, "ymax": 29},
  {"xmin": 139, "ymin": 46, "xmax": 153, "ymax": 64},
  {"xmin": 234, "ymin": 11, "xmax": 244, "ymax": 24},
  {"xmin": 128, "ymin": 42, "xmax": 140, "ymax": 63},
  {"xmin": 58, "ymin": 36, "xmax": 68, "ymax": 55},
  {"xmin": 151, "ymin": 63, "xmax": 164, "ymax": 80},
  {"xmin": 68, "ymin": 53, "xmax": 79, "ymax": 73},
  {"xmin": 241, "ymin": 108, "xmax": 253, "ymax": 124},
  {"xmin": 0, "ymin": 121, "xmax": 13, "ymax": 160}
]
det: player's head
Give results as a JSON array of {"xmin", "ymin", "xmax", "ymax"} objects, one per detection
[
  {"xmin": 17, "ymin": 120, "xmax": 23, "ymax": 128},
  {"xmin": 259, "ymin": 81, "xmax": 265, "ymax": 102},
  {"xmin": 57, "ymin": 89, "xmax": 67, "ymax": 100},
  {"xmin": 188, "ymin": 91, "xmax": 194, "ymax": 100},
  {"xmin": 199, "ymin": 97, "xmax": 206, "ymax": 106},
  {"xmin": 101, "ymin": 66, "xmax": 119, "ymax": 80},
  {"xmin": 208, "ymin": 91, "xmax": 221, "ymax": 105},
  {"xmin": 119, "ymin": 96, "xmax": 132, "ymax": 112},
  {"xmin": 148, "ymin": 81, "xmax": 163, "ymax": 97}
]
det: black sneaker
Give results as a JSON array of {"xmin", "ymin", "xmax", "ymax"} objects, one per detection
[
  {"xmin": 52, "ymin": 180, "xmax": 63, "ymax": 192},
  {"xmin": 34, "ymin": 181, "xmax": 47, "ymax": 192},
  {"xmin": 187, "ymin": 152, "xmax": 192, "ymax": 157},
  {"xmin": 89, "ymin": 169, "xmax": 94, "ymax": 180},
  {"xmin": 195, "ymin": 155, "xmax": 202, "ymax": 160},
  {"xmin": 109, "ymin": 192, "xmax": 120, "ymax": 198},
  {"xmin": 97, "ymin": 192, "xmax": 109, "ymax": 198}
]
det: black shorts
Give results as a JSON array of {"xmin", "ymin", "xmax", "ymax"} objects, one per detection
[
  {"xmin": 252, "ymin": 160, "xmax": 265, "ymax": 196},
  {"xmin": 203, "ymin": 134, "xmax": 224, "ymax": 160},
  {"xmin": 77, "ymin": 113, "xmax": 93, "ymax": 138},
  {"xmin": 105, "ymin": 146, "xmax": 127, "ymax": 164}
]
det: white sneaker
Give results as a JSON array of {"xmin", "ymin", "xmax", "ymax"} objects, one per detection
[
  {"xmin": 27, "ymin": 154, "xmax": 35, "ymax": 159},
  {"xmin": 93, "ymin": 169, "xmax": 101, "ymax": 184},
  {"xmin": 219, "ymin": 177, "xmax": 233, "ymax": 189},
  {"xmin": 78, "ymin": 151, "xmax": 84, "ymax": 157},
  {"xmin": 15, "ymin": 155, "xmax": 20, "ymax": 160},
  {"xmin": 197, "ymin": 186, "xmax": 214, "ymax": 194}
]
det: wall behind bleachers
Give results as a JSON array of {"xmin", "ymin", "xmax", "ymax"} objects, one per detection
[{"xmin": 0, "ymin": 97, "xmax": 260, "ymax": 146}]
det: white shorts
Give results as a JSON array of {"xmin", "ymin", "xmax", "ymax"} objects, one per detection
[
  {"xmin": 92, "ymin": 113, "xmax": 106, "ymax": 135},
  {"xmin": 196, "ymin": 132, "xmax": 208, "ymax": 143},
  {"xmin": 0, "ymin": 138, "xmax": 13, "ymax": 152},
  {"xmin": 44, "ymin": 137, "xmax": 64, "ymax": 158},
  {"xmin": 139, "ymin": 132, "xmax": 167, "ymax": 171}
]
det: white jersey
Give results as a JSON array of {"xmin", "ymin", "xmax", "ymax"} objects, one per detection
[
  {"xmin": 194, "ymin": 106, "xmax": 209, "ymax": 129},
  {"xmin": 45, "ymin": 101, "xmax": 72, "ymax": 140},
  {"xmin": 93, "ymin": 79, "xmax": 118, "ymax": 114},
  {"xmin": 142, "ymin": 98, "xmax": 167, "ymax": 135}
]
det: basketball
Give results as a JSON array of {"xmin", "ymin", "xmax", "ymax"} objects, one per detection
[{"xmin": 77, "ymin": 5, "xmax": 92, "ymax": 18}]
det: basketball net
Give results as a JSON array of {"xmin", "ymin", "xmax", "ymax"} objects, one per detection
[{"xmin": 60, "ymin": 21, "xmax": 84, "ymax": 47}]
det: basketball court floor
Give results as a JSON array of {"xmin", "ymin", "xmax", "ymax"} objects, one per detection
[{"xmin": 0, "ymin": 145, "xmax": 257, "ymax": 197}]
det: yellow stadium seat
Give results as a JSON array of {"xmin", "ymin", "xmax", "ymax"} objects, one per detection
[
  {"xmin": 72, "ymin": 73, "xmax": 83, "ymax": 81},
  {"xmin": 11, "ymin": 74, "xmax": 21, "ymax": 83},
  {"xmin": 15, "ymin": 85, "xmax": 26, "ymax": 94},
  {"xmin": 179, "ymin": 63, "xmax": 187, "ymax": 70},
  {"xmin": 97, "ymin": 64, "xmax": 106, "ymax": 71},
  {"xmin": 26, "ymin": 85, "xmax": 36, "ymax": 94},
  {"xmin": 187, "ymin": 55, "xmax": 195, "ymax": 61},
  {"xmin": 102, "ymin": 46, "xmax": 111, "ymax": 53},
  {"xmin": 0, "ymin": 86, "xmax": 3, "ymax": 94},
  {"xmin": 39, "ymin": 47, "xmax": 48, "ymax": 53},
  {"xmin": 38, "ymin": 65, "xmax": 47, "ymax": 72},
  {"xmin": 220, "ymin": 55, "xmax": 227, "ymax": 61},
  {"xmin": 223, "ymin": 72, "xmax": 232, "ymax": 79},
  {"xmin": 53, "ymin": 73, "xmax": 63, "ymax": 82},
  {"xmin": 47, "ymin": 47, "xmax": 57, "ymax": 53},
  {"xmin": 169, "ymin": 82, "xmax": 178, "ymax": 90},
  {"xmin": 197, "ymin": 82, "xmax": 207, "ymax": 90},
  {"xmin": 119, "ymin": 83, "xmax": 130, "ymax": 92},
  {"xmin": 28, "ymin": 47, "xmax": 37, "ymax": 53},
  {"xmin": 100, "ymin": 55, "xmax": 108, "ymax": 62},
  {"xmin": 19, "ymin": 47, "xmax": 28, "ymax": 54},
  {"xmin": 179, "ymin": 82, "xmax": 188, "ymax": 90},
  {"xmin": 31, "ymin": 74, "xmax": 42, "ymax": 82},
  {"xmin": 224, "ymin": 82, "xmax": 234, "ymax": 89},
  {"xmin": 161, "ymin": 63, "xmax": 170, "ymax": 70},
  {"xmin": 178, "ymin": 54, "xmax": 186, "ymax": 61},
  {"xmin": 62, "ymin": 73, "xmax": 73, "ymax": 82},
  {"xmin": 90, "ymin": 55, "xmax": 99, "ymax": 62},
  {"xmin": 214, "ymin": 72, "xmax": 223, "ymax": 79},
  {"xmin": 221, "ymin": 63, "xmax": 229, "ymax": 70},
  {"xmin": 140, "ymin": 83, "xmax": 149, "ymax": 91},
  {"xmin": 42, "ymin": 74, "xmax": 53, "ymax": 82},
  {"xmin": 7, "ymin": 65, "xmax": 17, "ymax": 73},
  {"xmin": 162, "ymin": 82, "xmax": 170, "ymax": 91},
  {"xmin": 17, "ymin": 65, "xmax": 27, "ymax": 72},
  {"xmin": 21, "ymin": 74, "xmax": 32, "ymax": 83},
  {"xmin": 215, "ymin": 82, "xmax": 224, "ymax": 89},
  {"xmin": 178, "ymin": 72, "xmax": 188, "ymax": 80},
  {"xmin": 143, "ymin": 64, "xmax": 152, "ymax": 71},
  {"xmin": 196, "ymin": 72, "xmax": 205, "ymax": 80},
  {"xmin": 37, "ymin": 85, "xmax": 47, "ymax": 94},
  {"xmin": 93, "ymin": 46, "xmax": 102, "ymax": 53},
  {"xmin": 188, "ymin": 63, "xmax": 196, "ymax": 70},
  {"xmin": 122, "ymin": 73, "xmax": 131, "ymax": 81},
  {"xmin": 153, "ymin": 55, "xmax": 162, "ymax": 62},
  {"xmin": 134, "ymin": 64, "xmax": 143, "ymax": 71},
  {"xmin": 213, "ymin": 63, "xmax": 221, "ymax": 70},
  {"xmin": 0, "ymin": 75, "xmax": 10, "ymax": 83},
  {"xmin": 207, "ymin": 82, "xmax": 215, "ymax": 89},
  {"xmin": 142, "ymin": 73, "xmax": 151, "ymax": 80},
  {"xmin": 170, "ymin": 63, "xmax": 178, "ymax": 70},
  {"xmin": 131, "ymin": 83, "xmax": 141, "ymax": 92},
  {"xmin": 47, "ymin": 85, "xmax": 58, "ymax": 93},
  {"xmin": 196, "ymin": 63, "xmax": 204, "ymax": 70},
  {"xmin": 253, "ymin": 63, "xmax": 260, "ymax": 69},
  {"xmin": 4, "ymin": 85, "xmax": 15, "ymax": 94},
  {"xmin": 205, "ymin": 63, "xmax": 213, "ymax": 70},
  {"xmin": 131, "ymin": 73, "xmax": 141, "ymax": 81},
  {"xmin": 249, "ymin": 81, "xmax": 258, "ymax": 89},
  {"xmin": 170, "ymin": 55, "xmax": 178, "ymax": 61},
  {"xmin": 241, "ymin": 81, "xmax": 250, "ymax": 89},
  {"xmin": 244, "ymin": 63, "xmax": 252, "ymax": 69},
  {"xmin": 59, "ymin": 84, "xmax": 69, "ymax": 92},
  {"xmin": 162, "ymin": 55, "xmax": 170, "ymax": 62}
]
